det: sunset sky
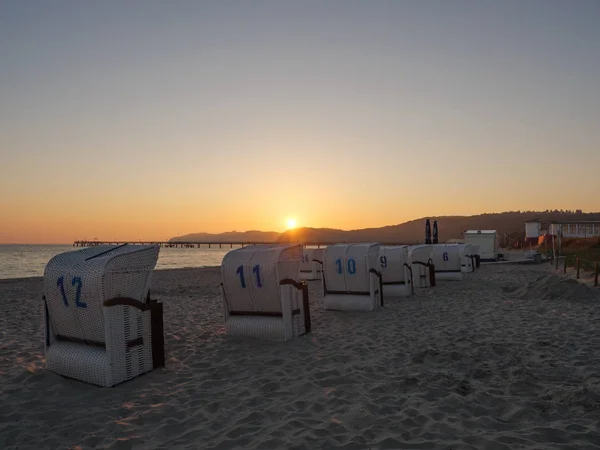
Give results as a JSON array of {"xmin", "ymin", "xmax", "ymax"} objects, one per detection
[{"xmin": 1, "ymin": 0, "xmax": 599, "ymax": 244}]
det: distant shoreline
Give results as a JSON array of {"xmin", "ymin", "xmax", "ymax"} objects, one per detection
[{"xmin": 0, "ymin": 266, "xmax": 221, "ymax": 284}]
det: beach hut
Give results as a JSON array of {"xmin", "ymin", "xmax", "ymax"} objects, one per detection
[
  {"xmin": 321, "ymin": 243, "xmax": 383, "ymax": 311},
  {"xmin": 379, "ymin": 245, "xmax": 413, "ymax": 298},
  {"xmin": 408, "ymin": 245, "xmax": 435, "ymax": 288},
  {"xmin": 42, "ymin": 244, "xmax": 164, "ymax": 387},
  {"xmin": 220, "ymin": 244, "xmax": 311, "ymax": 341},
  {"xmin": 431, "ymin": 244, "xmax": 463, "ymax": 281},
  {"xmin": 464, "ymin": 230, "xmax": 498, "ymax": 261},
  {"xmin": 298, "ymin": 247, "xmax": 323, "ymax": 281}
]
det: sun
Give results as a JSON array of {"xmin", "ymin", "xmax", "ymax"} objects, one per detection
[{"xmin": 286, "ymin": 218, "xmax": 297, "ymax": 229}]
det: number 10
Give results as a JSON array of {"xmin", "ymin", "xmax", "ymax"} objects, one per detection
[{"xmin": 335, "ymin": 258, "xmax": 356, "ymax": 275}]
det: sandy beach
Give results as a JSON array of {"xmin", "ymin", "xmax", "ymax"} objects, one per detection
[{"xmin": 2, "ymin": 263, "xmax": 600, "ymax": 450}]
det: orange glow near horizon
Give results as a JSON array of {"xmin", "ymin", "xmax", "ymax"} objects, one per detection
[
  {"xmin": 2, "ymin": 189, "xmax": 599, "ymax": 244},
  {"xmin": 2, "ymin": 3, "xmax": 600, "ymax": 244}
]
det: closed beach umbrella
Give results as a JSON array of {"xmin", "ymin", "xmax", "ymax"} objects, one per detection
[
  {"xmin": 433, "ymin": 220, "xmax": 439, "ymax": 244},
  {"xmin": 425, "ymin": 219, "xmax": 432, "ymax": 244}
]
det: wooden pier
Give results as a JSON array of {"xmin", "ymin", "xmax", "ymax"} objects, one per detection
[
  {"xmin": 74, "ymin": 240, "xmax": 280, "ymax": 249},
  {"xmin": 73, "ymin": 240, "xmax": 411, "ymax": 249},
  {"xmin": 74, "ymin": 240, "xmax": 337, "ymax": 249}
]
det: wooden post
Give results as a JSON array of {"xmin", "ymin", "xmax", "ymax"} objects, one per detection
[
  {"xmin": 595, "ymin": 262, "xmax": 598, "ymax": 287},
  {"xmin": 564, "ymin": 256, "xmax": 567, "ymax": 274},
  {"xmin": 576, "ymin": 258, "xmax": 580, "ymax": 279}
]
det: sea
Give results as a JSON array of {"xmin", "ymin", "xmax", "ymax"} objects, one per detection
[{"xmin": 0, "ymin": 244, "xmax": 237, "ymax": 280}]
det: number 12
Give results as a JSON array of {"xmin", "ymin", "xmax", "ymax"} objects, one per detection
[{"xmin": 57, "ymin": 276, "xmax": 86, "ymax": 308}]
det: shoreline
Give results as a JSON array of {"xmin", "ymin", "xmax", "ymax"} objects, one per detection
[{"xmin": 0, "ymin": 266, "xmax": 222, "ymax": 284}]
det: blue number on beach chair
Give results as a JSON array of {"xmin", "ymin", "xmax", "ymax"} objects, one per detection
[
  {"xmin": 236, "ymin": 265, "xmax": 262, "ymax": 288},
  {"xmin": 236, "ymin": 265, "xmax": 246, "ymax": 288},
  {"xmin": 347, "ymin": 258, "xmax": 356, "ymax": 275},
  {"xmin": 252, "ymin": 264, "xmax": 262, "ymax": 287},
  {"xmin": 72, "ymin": 276, "xmax": 86, "ymax": 308},
  {"xmin": 443, "ymin": 252, "xmax": 449, "ymax": 261},
  {"xmin": 57, "ymin": 276, "xmax": 69, "ymax": 306},
  {"xmin": 380, "ymin": 256, "xmax": 387, "ymax": 268},
  {"xmin": 57, "ymin": 276, "xmax": 86, "ymax": 308},
  {"xmin": 335, "ymin": 258, "xmax": 342, "ymax": 274},
  {"xmin": 335, "ymin": 258, "xmax": 357, "ymax": 275}
]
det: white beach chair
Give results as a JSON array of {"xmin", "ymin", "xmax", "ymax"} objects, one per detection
[
  {"xmin": 298, "ymin": 248, "xmax": 323, "ymax": 281},
  {"xmin": 431, "ymin": 244, "xmax": 463, "ymax": 281},
  {"xmin": 408, "ymin": 245, "xmax": 436, "ymax": 288},
  {"xmin": 461, "ymin": 244, "xmax": 476, "ymax": 273},
  {"xmin": 471, "ymin": 244, "xmax": 481, "ymax": 268},
  {"xmin": 320, "ymin": 243, "xmax": 383, "ymax": 311},
  {"xmin": 379, "ymin": 245, "xmax": 413, "ymax": 298},
  {"xmin": 220, "ymin": 244, "xmax": 311, "ymax": 342},
  {"xmin": 42, "ymin": 244, "xmax": 163, "ymax": 387}
]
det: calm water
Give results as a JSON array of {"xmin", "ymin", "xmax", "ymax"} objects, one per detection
[{"xmin": 0, "ymin": 244, "xmax": 236, "ymax": 279}]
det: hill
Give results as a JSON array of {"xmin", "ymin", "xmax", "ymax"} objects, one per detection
[{"xmin": 169, "ymin": 210, "xmax": 600, "ymax": 245}]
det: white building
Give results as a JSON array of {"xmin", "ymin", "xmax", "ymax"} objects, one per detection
[
  {"xmin": 548, "ymin": 221, "xmax": 600, "ymax": 238},
  {"xmin": 525, "ymin": 220, "xmax": 542, "ymax": 240},
  {"xmin": 463, "ymin": 230, "xmax": 498, "ymax": 261}
]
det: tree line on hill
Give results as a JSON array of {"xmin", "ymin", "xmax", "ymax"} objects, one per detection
[{"xmin": 169, "ymin": 210, "xmax": 600, "ymax": 245}]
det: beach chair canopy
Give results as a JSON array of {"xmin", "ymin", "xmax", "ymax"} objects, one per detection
[
  {"xmin": 221, "ymin": 244, "xmax": 302, "ymax": 314},
  {"xmin": 431, "ymin": 244, "xmax": 462, "ymax": 272},
  {"xmin": 43, "ymin": 244, "xmax": 159, "ymax": 345},
  {"xmin": 408, "ymin": 245, "xmax": 433, "ymax": 264},
  {"xmin": 220, "ymin": 244, "xmax": 310, "ymax": 341},
  {"xmin": 323, "ymin": 243, "xmax": 380, "ymax": 293},
  {"xmin": 379, "ymin": 245, "xmax": 410, "ymax": 284},
  {"xmin": 408, "ymin": 245, "xmax": 435, "ymax": 287}
]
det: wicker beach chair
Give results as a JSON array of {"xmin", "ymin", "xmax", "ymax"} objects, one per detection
[
  {"xmin": 319, "ymin": 243, "xmax": 383, "ymax": 311},
  {"xmin": 431, "ymin": 244, "xmax": 463, "ymax": 281},
  {"xmin": 379, "ymin": 245, "xmax": 413, "ymax": 298},
  {"xmin": 220, "ymin": 244, "xmax": 311, "ymax": 341},
  {"xmin": 408, "ymin": 245, "xmax": 436, "ymax": 288},
  {"xmin": 42, "ymin": 244, "xmax": 164, "ymax": 387},
  {"xmin": 298, "ymin": 248, "xmax": 324, "ymax": 281},
  {"xmin": 461, "ymin": 244, "xmax": 476, "ymax": 272}
]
